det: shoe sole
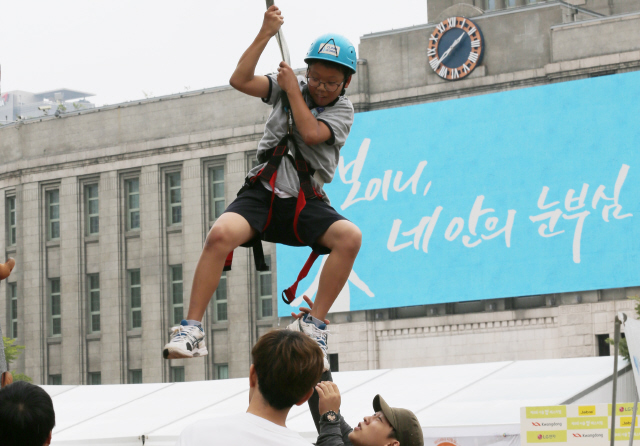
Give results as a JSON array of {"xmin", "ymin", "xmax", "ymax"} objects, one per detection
[{"xmin": 163, "ymin": 346, "xmax": 209, "ymax": 360}]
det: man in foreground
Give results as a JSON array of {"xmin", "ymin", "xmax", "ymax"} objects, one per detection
[
  {"xmin": 176, "ymin": 329, "xmax": 324, "ymax": 445},
  {"xmin": 0, "ymin": 381, "xmax": 56, "ymax": 446},
  {"xmin": 314, "ymin": 381, "xmax": 424, "ymax": 446}
]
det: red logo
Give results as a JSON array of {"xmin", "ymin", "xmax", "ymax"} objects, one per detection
[
  {"xmin": 532, "ymin": 422, "xmax": 541, "ymax": 426},
  {"xmin": 537, "ymin": 435, "xmax": 543, "ymax": 440},
  {"xmin": 573, "ymin": 434, "xmax": 582, "ymax": 438},
  {"xmin": 620, "ymin": 407, "xmax": 625, "ymax": 413}
]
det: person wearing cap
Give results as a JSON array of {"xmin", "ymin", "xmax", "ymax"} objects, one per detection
[
  {"xmin": 314, "ymin": 381, "xmax": 423, "ymax": 446},
  {"xmin": 163, "ymin": 4, "xmax": 361, "ymax": 374}
]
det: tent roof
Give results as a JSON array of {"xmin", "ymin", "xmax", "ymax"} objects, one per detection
[{"xmin": 47, "ymin": 356, "xmax": 626, "ymax": 445}]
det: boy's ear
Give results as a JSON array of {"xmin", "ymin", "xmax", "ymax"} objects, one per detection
[
  {"xmin": 344, "ymin": 74, "xmax": 352, "ymax": 89},
  {"xmin": 295, "ymin": 387, "xmax": 315, "ymax": 406}
]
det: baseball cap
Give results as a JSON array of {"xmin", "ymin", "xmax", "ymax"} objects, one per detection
[{"xmin": 373, "ymin": 395, "xmax": 424, "ymax": 446}]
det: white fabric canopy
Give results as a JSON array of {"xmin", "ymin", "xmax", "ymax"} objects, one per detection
[{"xmin": 45, "ymin": 356, "xmax": 628, "ymax": 445}]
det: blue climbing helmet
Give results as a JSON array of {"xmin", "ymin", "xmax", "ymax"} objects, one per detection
[{"xmin": 304, "ymin": 33, "xmax": 357, "ymax": 75}]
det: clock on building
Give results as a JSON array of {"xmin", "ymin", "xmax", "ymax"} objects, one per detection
[{"xmin": 427, "ymin": 17, "xmax": 484, "ymax": 81}]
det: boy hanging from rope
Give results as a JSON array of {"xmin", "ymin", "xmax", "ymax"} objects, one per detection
[{"xmin": 163, "ymin": 5, "xmax": 361, "ymax": 371}]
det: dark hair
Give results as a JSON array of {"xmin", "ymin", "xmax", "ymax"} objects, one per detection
[
  {"xmin": 0, "ymin": 381, "xmax": 56, "ymax": 446},
  {"xmin": 252, "ymin": 329, "xmax": 324, "ymax": 410},
  {"xmin": 307, "ymin": 60, "xmax": 353, "ymax": 95}
]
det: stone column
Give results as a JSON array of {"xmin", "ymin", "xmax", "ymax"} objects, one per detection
[
  {"xmin": 182, "ymin": 159, "xmax": 207, "ymax": 381},
  {"xmin": 225, "ymin": 153, "xmax": 253, "ymax": 378},
  {"xmin": 21, "ymin": 184, "xmax": 44, "ymax": 383},
  {"xmin": 99, "ymin": 172, "xmax": 123, "ymax": 383},
  {"xmin": 139, "ymin": 166, "xmax": 165, "ymax": 383},
  {"xmin": 59, "ymin": 178, "xmax": 82, "ymax": 384}
]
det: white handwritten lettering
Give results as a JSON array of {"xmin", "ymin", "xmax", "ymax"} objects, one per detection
[
  {"xmin": 386, "ymin": 207, "xmax": 443, "ymax": 253},
  {"xmin": 339, "ymin": 139, "xmax": 428, "ymax": 210}
]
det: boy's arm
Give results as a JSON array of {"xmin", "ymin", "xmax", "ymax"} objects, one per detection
[
  {"xmin": 276, "ymin": 62, "xmax": 332, "ymax": 146},
  {"xmin": 228, "ymin": 5, "xmax": 283, "ymax": 99}
]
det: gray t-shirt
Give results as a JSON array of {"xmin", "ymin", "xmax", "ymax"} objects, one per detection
[{"xmin": 248, "ymin": 74, "xmax": 354, "ymax": 204}]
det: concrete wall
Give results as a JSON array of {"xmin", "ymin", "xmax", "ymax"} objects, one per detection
[
  {"xmin": 327, "ymin": 297, "xmax": 638, "ymax": 371},
  {"xmin": 552, "ymin": 12, "xmax": 640, "ymax": 62}
]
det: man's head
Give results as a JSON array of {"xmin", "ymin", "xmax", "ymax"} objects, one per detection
[
  {"xmin": 250, "ymin": 329, "xmax": 324, "ymax": 410},
  {"xmin": 0, "ymin": 381, "xmax": 56, "ymax": 446},
  {"xmin": 348, "ymin": 395, "xmax": 423, "ymax": 446},
  {"xmin": 304, "ymin": 33, "xmax": 356, "ymax": 106}
]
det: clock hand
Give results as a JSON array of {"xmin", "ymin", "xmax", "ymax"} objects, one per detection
[{"xmin": 439, "ymin": 32, "xmax": 466, "ymax": 65}]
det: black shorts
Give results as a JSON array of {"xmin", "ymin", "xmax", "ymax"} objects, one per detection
[{"xmin": 224, "ymin": 180, "xmax": 347, "ymax": 254}]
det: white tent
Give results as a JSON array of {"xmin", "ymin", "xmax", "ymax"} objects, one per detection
[{"xmin": 45, "ymin": 356, "xmax": 633, "ymax": 446}]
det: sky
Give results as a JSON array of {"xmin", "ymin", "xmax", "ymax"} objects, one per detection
[{"xmin": 0, "ymin": 0, "xmax": 428, "ymax": 106}]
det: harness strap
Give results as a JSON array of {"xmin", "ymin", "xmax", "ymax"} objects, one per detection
[
  {"xmin": 252, "ymin": 240, "xmax": 270, "ymax": 272},
  {"xmin": 281, "ymin": 251, "xmax": 320, "ymax": 304},
  {"xmin": 223, "ymin": 251, "xmax": 233, "ymax": 272},
  {"xmin": 263, "ymin": 171, "xmax": 278, "ymax": 232},
  {"xmin": 293, "ymin": 190, "xmax": 306, "ymax": 244}
]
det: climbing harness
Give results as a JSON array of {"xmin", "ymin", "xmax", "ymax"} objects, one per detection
[{"xmin": 223, "ymin": 92, "xmax": 324, "ymax": 305}]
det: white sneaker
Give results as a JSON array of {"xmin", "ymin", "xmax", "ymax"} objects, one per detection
[
  {"xmin": 287, "ymin": 316, "xmax": 330, "ymax": 371},
  {"xmin": 163, "ymin": 321, "xmax": 208, "ymax": 359}
]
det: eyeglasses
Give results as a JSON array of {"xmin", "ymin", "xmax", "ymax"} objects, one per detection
[{"xmin": 306, "ymin": 76, "xmax": 344, "ymax": 92}]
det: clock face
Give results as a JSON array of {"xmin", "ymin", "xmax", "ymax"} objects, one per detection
[{"xmin": 427, "ymin": 17, "xmax": 484, "ymax": 81}]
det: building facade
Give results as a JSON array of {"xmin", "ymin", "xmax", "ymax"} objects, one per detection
[{"xmin": 1, "ymin": 0, "xmax": 640, "ymax": 385}]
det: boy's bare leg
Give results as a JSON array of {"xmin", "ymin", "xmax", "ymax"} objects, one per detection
[
  {"xmin": 311, "ymin": 220, "xmax": 362, "ymax": 320},
  {"xmin": 164, "ymin": 212, "xmax": 256, "ymax": 359},
  {"xmin": 186, "ymin": 212, "xmax": 257, "ymax": 322}
]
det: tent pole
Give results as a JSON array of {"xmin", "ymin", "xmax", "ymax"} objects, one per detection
[
  {"xmin": 629, "ymin": 382, "xmax": 638, "ymax": 446},
  {"xmin": 611, "ymin": 315, "xmax": 622, "ymax": 446}
]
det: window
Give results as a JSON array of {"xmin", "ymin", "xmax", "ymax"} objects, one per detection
[
  {"xmin": 214, "ymin": 273, "xmax": 227, "ymax": 322},
  {"xmin": 170, "ymin": 265, "xmax": 184, "ymax": 325},
  {"xmin": 129, "ymin": 369, "xmax": 143, "ymax": 384},
  {"xmin": 168, "ymin": 172, "xmax": 182, "ymax": 225},
  {"xmin": 506, "ymin": 0, "xmax": 515, "ymax": 6},
  {"xmin": 209, "ymin": 166, "xmax": 225, "ymax": 221},
  {"xmin": 86, "ymin": 184, "xmax": 99, "ymax": 235},
  {"xmin": 126, "ymin": 179, "xmax": 140, "ymax": 230},
  {"xmin": 597, "ymin": 334, "xmax": 611, "ymax": 356},
  {"xmin": 258, "ymin": 256, "xmax": 273, "ymax": 318},
  {"xmin": 9, "ymin": 283, "xmax": 17, "ymax": 338},
  {"xmin": 216, "ymin": 364, "xmax": 229, "ymax": 380},
  {"xmin": 7, "ymin": 196, "xmax": 16, "ymax": 246},
  {"xmin": 129, "ymin": 270, "xmax": 142, "ymax": 329},
  {"xmin": 329, "ymin": 354, "xmax": 340, "ymax": 372},
  {"xmin": 89, "ymin": 372, "xmax": 101, "ymax": 385},
  {"xmin": 171, "ymin": 366, "xmax": 185, "ymax": 383},
  {"xmin": 47, "ymin": 190, "xmax": 60, "ymax": 240},
  {"xmin": 48, "ymin": 375, "xmax": 62, "ymax": 385},
  {"xmin": 485, "ymin": 0, "xmax": 496, "ymax": 10},
  {"xmin": 50, "ymin": 279, "xmax": 61, "ymax": 336},
  {"xmin": 88, "ymin": 274, "xmax": 100, "ymax": 333}
]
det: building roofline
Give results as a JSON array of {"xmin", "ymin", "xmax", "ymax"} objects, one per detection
[
  {"xmin": 0, "ymin": 84, "xmax": 235, "ymax": 129},
  {"xmin": 550, "ymin": 8, "xmax": 640, "ymax": 29},
  {"xmin": 360, "ymin": 0, "xmax": 601, "ymax": 40}
]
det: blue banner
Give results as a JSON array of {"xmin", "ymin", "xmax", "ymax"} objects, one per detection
[{"xmin": 277, "ymin": 71, "xmax": 640, "ymax": 316}]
